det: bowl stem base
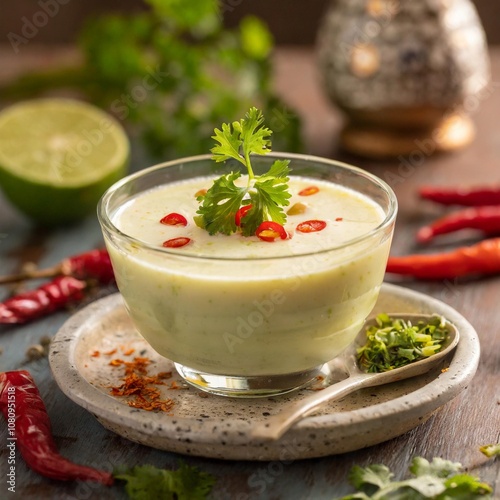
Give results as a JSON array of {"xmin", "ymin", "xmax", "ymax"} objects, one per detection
[{"xmin": 174, "ymin": 363, "xmax": 331, "ymax": 398}]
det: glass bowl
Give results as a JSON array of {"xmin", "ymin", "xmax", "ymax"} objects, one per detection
[{"xmin": 98, "ymin": 153, "xmax": 397, "ymax": 397}]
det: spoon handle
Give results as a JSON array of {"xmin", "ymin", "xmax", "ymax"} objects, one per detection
[{"xmin": 250, "ymin": 373, "xmax": 377, "ymax": 441}]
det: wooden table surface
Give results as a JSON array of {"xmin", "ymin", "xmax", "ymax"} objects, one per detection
[{"xmin": 0, "ymin": 45, "xmax": 499, "ymax": 499}]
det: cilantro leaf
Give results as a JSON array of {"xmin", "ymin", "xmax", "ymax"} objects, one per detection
[
  {"xmin": 243, "ymin": 159, "xmax": 291, "ymax": 236},
  {"xmin": 348, "ymin": 464, "xmax": 394, "ymax": 491},
  {"xmin": 410, "ymin": 457, "xmax": 462, "ymax": 478},
  {"xmin": 198, "ymin": 108, "xmax": 291, "ymax": 236},
  {"xmin": 239, "ymin": 107, "xmax": 272, "ymax": 161},
  {"xmin": 210, "ymin": 107, "xmax": 272, "ymax": 174},
  {"xmin": 211, "ymin": 122, "xmax": 245, "ymax": 165},
  {"xmin": 115, "ymin": 462, "xmax": 215, "ymax": 500},
  {"xmin": 443, "ymin": 474, "xmax": 494, "ymax": 498},
  {"xmin": 196, "ymin": 171, "xmax": 246, "ymax": 235},
  {"xmin": 337, "ymin": 457, "xmax": 493, "ymax": 500}
]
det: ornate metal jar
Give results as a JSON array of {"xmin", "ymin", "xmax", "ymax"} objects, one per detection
[{"xmin": 317, "ymin": 0, "xmax": 490, "ymax": 157}]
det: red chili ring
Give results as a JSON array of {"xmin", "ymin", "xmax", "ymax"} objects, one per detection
[
  {"xmin": 235, "ymin": 204, "xmax": 253, "ymax": 227},
  {"xmin": 163, "ymin": 237, "xmax": 191, "ymax": 248},
  {"xmin": 256, "ymin": 221, "xmax": 288, "ymax": 242},
  {"xmin": 160, "ymin": 213, "xmax": 188, "ymax": 226},
  {"xmin": 296, "ymin": 220, "xmax": 327, "ymax": 233}
]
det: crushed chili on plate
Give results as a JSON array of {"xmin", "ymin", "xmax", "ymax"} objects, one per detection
[{"xmin": 107, "ymin": 355, "xmax": 176, "ymax": 412}]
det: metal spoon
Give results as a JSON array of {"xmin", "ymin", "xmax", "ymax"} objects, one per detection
[{"xmin": 250, "ymin": 313, "xmax": 459, "ymax": 441}]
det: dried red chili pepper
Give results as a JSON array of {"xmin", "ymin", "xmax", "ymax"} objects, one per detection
[
  {"xmin": 235, "ymin": 204, "xmax": 252, "ymax": 227},
  {"xmin": 163, "ymin": 237, "xmax": 191, "ymax": 248},
  {"xmin": 0, "ymin": 276, "xmax": 86, "ymax": 324},
  {"xmin": 417, "ymin": 206, "xmax": 500, "ymax": 243},
  {"xmin": 296, "ymin": 220, "xmax": 327, "ymax": 233},
  {"xmin": 256, "ymin": 221, "xmax": 288, "ymax": 242},
  {"xmin": 160, "ymin": 213, "xmax": 188, "ymax": 226},
  {"xmin": 386, "ymin": 238, "xmax": 500, "ymax": 279},
  {"xmin": 0, "ymin": 248, "xmax": 114, "ymax": 285},
  {"xmin": 63, "ymin": 248, "xmax": 114, "ymax": 284},
  {"xmin": 0, "ymin": 370, "xmax": 113, "ymax": 484},
  {"xmin": 419, "ymin": 185, "xmax": 500, "ymax": 206}
]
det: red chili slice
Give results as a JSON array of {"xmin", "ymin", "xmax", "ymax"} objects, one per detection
[
  {"xmin": 298, "ymin": 186, "xmax": 319, "ymax": 196},
  {"xmin": 235, "ymin": 204, "xmax": 253, "ymax": 227},
  {"xmin": 162, "ymin": 237, "xmax": 191, "ymax": 248},
  {"xmin": 296, "ymin": 220, "xmax": 327, "ymax": 233},
  {"xmin": 256, "ymin": 221, "xmax": 288, "ymax": 242},
  {"xmin": 160, "ymin": 213, "xmax": 188, "ymax": 226}
]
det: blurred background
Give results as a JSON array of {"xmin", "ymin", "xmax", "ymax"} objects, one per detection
[
  {"xmin": 0, "ymin": 0, "xmax": 497, "ymax": 162},
  {"xmin": 1, "ymin": 0, "xmax": 499, "ymax": 45}
]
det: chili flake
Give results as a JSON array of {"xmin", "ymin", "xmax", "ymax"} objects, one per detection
[
  {"xmin": 108, "ymin": 356, "xmax": 175, "ymax": 412},
  {"xmin": 169, "ymin": 380, "xmax": 188, "ymax": 390}
]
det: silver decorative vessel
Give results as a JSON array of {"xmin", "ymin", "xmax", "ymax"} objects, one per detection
[{"xmin": 317, "ymin": 0, "xmax": 490, "ymax": 158}]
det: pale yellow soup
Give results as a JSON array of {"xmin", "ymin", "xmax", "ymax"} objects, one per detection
[{"xmin": 106, "ymin": 175, "xmax": 391, "ymax": 376}]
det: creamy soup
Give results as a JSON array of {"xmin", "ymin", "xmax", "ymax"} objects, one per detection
[{"xmin": 106, "ymin": 175, "xmax": 391, "ymax": 376}]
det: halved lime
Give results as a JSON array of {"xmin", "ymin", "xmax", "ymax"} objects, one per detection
[{"xmin": 0, "ymin": 98, "xmax": 129, "ymax": 226}]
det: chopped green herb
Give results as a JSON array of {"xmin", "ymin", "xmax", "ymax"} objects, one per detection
[
  {"xmin": 337, "ymin": 457, "xmax": 493, "ymax": 499},
  {"xmin": 196, "ymin": 107, "xmax": 291, "ymax": 236},
  {"xmin": 479, "ymin": 443, "xmax": 500, "ymax": 458},
  {"xmin": 114, "ymin": 461, "xmax": 216, "ymax": 500},
  {"xmin": 357, "ymin": 313, "xmax": 449, "ymax": 373}
]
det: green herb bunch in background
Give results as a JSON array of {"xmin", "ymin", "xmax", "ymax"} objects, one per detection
[{"xmin": 1, "ymin": 0, "xmax": 302, "ymax": 160}]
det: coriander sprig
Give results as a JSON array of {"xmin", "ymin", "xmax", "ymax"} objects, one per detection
[
  {"xmin": 196, "ymin": 108, "xmax": 291, "ymax": 236},
  {"xmin": 115, "ymin": 461, "xmax": 216, "ymax": 500},
  {"xmin": 338, "ymin": 457, "xmax": 493, "ymax": 499}
]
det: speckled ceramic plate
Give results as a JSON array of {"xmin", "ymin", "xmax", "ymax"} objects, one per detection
[{"xmin": 49, "ymin": 283, "xmax": 479, "ymax": 461}]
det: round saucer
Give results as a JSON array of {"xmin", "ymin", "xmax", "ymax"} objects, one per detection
[{"xmin": 49, "ymin": 283, "xmax": 479, "ymax": 460}]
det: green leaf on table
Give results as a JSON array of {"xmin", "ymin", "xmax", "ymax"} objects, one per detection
[
  {"xmin": 336, "ymin": 456, "xmax": 493, "ymax": 500},
  {"xmin": 410, "ymin": 457, "xmax": 462, "ymax": 478},
  {"xmin": 115, "ymin": 462, "xmax": 216, "ymax": 500},
  {"xmin": 348, "ymin": 464, "xmax": 394, "ymax": 490},
  {"xmin": 479, "ymin": 443, "xmax": 500, "ymax": 458}
]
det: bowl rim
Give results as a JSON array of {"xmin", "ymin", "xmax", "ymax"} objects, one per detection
[{"xmin": 97, "ymin": 152, "xmax": 398, "ymax": 262}]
